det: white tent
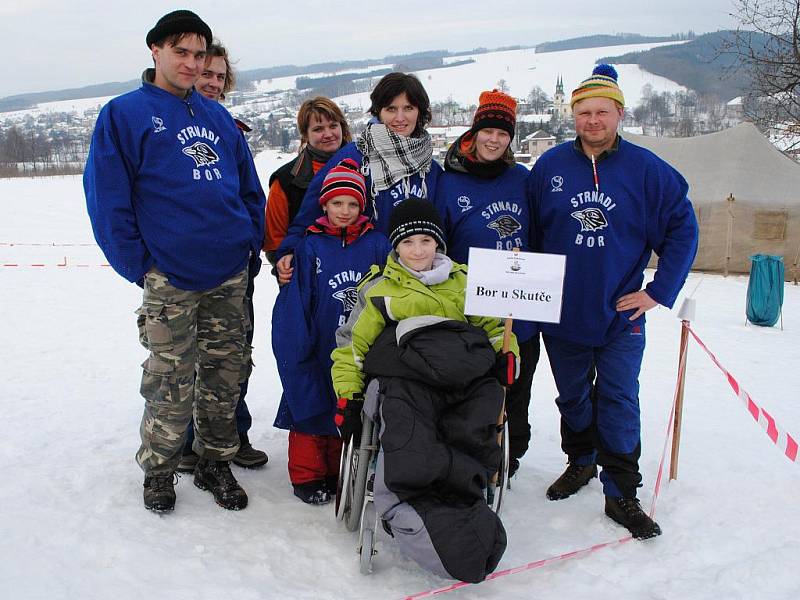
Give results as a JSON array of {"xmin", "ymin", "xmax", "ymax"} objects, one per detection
[{"xmin": 626, "ymin": 123, "xmax": 800, "ymax": 281}]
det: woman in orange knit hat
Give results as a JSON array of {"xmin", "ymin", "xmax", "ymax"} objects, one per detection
[{"xmin": 434, "ymin": 88, "xmax": 540, "ymax": 479}]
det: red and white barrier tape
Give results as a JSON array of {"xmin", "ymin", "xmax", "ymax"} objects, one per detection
[
  {"xmin": 0, "ymin": 242, "xmax": 97, "ymax": 247},
  {"xmin": 686, "ymin": 324, "xmax": 799, "ymax": 463},
  {"xmin": 2, "ymin": 258, "xmax": 110, "ymax": 268},
  {"xmin": 402, "ymin": 339, "xmax": 684, "ymax": 599}
]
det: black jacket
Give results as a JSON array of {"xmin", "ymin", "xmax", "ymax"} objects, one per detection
[{"xmin": 364, "ymin": 318, "xmax": 507, "ymax": 583}]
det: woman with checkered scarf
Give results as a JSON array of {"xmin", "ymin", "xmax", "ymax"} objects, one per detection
[{"xmin": 275, "ymin": 72, "xmax": 441, "ymax": 284}]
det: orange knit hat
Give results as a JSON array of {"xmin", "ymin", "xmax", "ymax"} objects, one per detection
[{"xmin": 472, "ymin": 89, "xmax": 517, "ymax": 138}]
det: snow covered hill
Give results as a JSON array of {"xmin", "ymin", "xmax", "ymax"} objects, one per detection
[
  {"xmin": 329, "ymin": 42, "xmax": 685, "ymax": 110},
  {"xmin": 1, "ymin": 157, "xmax": 798, "ymax": 599}
]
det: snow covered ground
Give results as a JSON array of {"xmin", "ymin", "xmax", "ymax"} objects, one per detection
[{"xmin": 2, "ymin": 157, "xmax": 799, "ymax": 599}]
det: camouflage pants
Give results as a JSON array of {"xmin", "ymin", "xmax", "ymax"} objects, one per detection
[{"xmin": 134, "ymin": 267, "xmax": 251, "ymax": 475}]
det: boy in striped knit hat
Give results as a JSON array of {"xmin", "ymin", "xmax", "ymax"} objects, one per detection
[{"xmin": 272, "ymin": 158, "xmax": 391, "ymax": 504}]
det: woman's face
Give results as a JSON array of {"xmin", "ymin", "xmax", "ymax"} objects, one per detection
[
  {"xmin": 306, "ymin": 113, "xmax": 343, "ymax": 153},
  {"xmin": 396, "ymin": 234, "xmax": 437, "ymax": 271},
  {"xmin": 378, "ymin": 92, "xmax": 419, "ymax": 137},
  {"xmin": 474, "ymin": 128, "xmax": 511, "ymax": 163}
]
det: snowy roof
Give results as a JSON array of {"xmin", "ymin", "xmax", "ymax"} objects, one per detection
[
  {"xmin": 622, "ymin": 125, "xmax": 644, "ymax": 135},
  {"xmin": 427, "ymin": 126, "xmax": 470, "ymax": 137},
  {"xmin": 518, "ymin": 114, "xmax": 551, "ymax": 123}
]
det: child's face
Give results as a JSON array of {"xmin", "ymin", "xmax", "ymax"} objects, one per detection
[
  {"xmin": 323, "ymin": 195, "xmax": 361, "ymax": 227},
  {"xmin": 396, "ymin": 234, "xmax": 437, "ymax": 271}
]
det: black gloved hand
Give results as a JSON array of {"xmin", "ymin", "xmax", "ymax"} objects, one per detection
[
  {"xmin": 493, "ymin": 351, "xmax": 519, "ymax": 387},
  {"xmin": 335, "ymin": 395, "xmax": 364, "ymax": 440}
]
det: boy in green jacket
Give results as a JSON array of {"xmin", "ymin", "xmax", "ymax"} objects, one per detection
[{"xmin": 331, "ymin": 198, "xmax": 519, "ymax": 435}]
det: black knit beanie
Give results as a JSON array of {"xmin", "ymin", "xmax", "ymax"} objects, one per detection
[
  {"xmin": 388, "ymin": 198, "xmax": 447, "ymax": 253},
  {"xmin": 146, "ymin": 10, "xmax": 213, "ymax": 49}
]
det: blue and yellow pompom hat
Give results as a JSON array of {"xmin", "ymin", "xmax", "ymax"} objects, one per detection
[{"xmin": 570, "ymin": 64, "xmax": 625, "ymax": 108}]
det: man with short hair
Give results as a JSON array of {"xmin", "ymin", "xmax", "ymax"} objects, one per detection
[
  {"xmin": 84, "ymin": 11, "xmax": 266, "ymax": 512},
  {"xmin": 176, "ymin": 42, "xmax": 269, "ymax": 473},
  {"xmin": 529, "ymin": 64, "xmax": 698, "ymax": 539}
]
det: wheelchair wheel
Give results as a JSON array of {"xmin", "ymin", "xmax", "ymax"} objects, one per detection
[
  {"xmin": 335, "ymin": 438, "xmax": 355, "ymax": 522},
  {"xmin": 488, "ymin": 420, "xmax": 510, "ymax": 515},
  {"xmin": 345, "ymin": 418, "xmax": 374, "ymax": 532},
  {"xmin": 358, "ymin": 493, "xmax": 377, "ymax": 575}
]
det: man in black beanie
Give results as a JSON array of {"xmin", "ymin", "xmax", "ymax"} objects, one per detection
[
  {"xmin": 145, "ymin": 10, "xmax": 212, "ymax": 97},
  {"xmin": 85, "ymin": 10, "xmax": 267, "ymax": 513}
]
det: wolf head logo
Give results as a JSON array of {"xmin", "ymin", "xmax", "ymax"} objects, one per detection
[
  {"xmin": 333, "ymin": 287, "xmax": 359, "ymax": 313},
  {"xmin": 487, "ymin": 215, "xmax": 522, "ymax": 239},
  {"xmin": 182, "ymin": 142, "xmax": 220, "ymax": 167},
  {"xmin": 570, "ymin": 208, "xmax": 608, "ymax": 232}
]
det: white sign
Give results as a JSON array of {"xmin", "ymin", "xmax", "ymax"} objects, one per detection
[{"xmin": 464, "ymin": 248, "xmax": 566, "ymax": 323}]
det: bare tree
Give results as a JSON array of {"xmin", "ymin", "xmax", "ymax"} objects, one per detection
[
  {"xmin": 526, "ymin": 85, "xmax": 551, "ymax": 114},
  {"xmin": 730, "ymin": 0, "xmax": 800, "ymax": 147}
]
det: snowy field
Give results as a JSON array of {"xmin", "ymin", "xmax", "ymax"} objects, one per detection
[{"xmin": 2, "ymin": 156, "xmax": 799, "ymax": 599}]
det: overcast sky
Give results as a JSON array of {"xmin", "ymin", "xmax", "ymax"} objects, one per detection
[{"xmin": 5, "ymin": 0, "xmax": 740, "ymax": 97}]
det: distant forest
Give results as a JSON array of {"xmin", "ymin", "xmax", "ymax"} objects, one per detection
[
  {"xmin": 536, "ymin": 32, "xmax": 695, "ymax": 53},
  {"xmin": 599, "ymin": 31, "xmax": 761, "ymax": 101}
]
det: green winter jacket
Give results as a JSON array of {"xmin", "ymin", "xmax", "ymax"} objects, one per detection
[{"xmin": 331, "ymin": 253, "xmax": 519, "ymax": 399}]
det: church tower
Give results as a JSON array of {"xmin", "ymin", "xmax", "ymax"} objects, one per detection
[{"xmin": 553, "ymin": 76, "xmax": 570, "ymax": 121}]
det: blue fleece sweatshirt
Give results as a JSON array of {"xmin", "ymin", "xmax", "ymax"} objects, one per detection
[
  {"xmin": 277, "ymin": 142, "xmax": 441, "ymax": 258},
  {"xmin": 529, "ymin": 138, "xmax": 698, "ymax": 346},
  {"xmin": 272, "ymin": 225, "xmax": 391, "ymax": 435},
  {"xmin": 84, "ymin": 81, "xmax": 266, "ymax": 290},
  {"xmin": 435, "ymin": 162, "xmax": 537, "ymax": 342}
]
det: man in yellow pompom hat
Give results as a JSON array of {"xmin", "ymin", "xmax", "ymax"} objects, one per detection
[
  {"xmin": 527, "ymin": 64, "xmax": 699, "ymax": 540},
  {"xmin": 570, "ymin": 63, "xmax": 626, "ymax": 156}
]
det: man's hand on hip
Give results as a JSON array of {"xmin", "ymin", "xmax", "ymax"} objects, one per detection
[{"xmin": 616, "ymin": 290, "xmax": 657, "ymax": 321}]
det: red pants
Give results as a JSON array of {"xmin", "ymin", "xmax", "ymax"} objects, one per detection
[{"xmin": 288, "ymin": 431, "xmax": 343, "ymax": 485}]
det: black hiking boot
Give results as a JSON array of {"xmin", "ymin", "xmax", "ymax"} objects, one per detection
[
  {"xmin": 546, "ymin": 462, "xmax": 598, "ymax": 500},
  {"xmin": 232, "ymin": 432, "xmax": 268, "ymax": 469},
  {"xmin": 143, "ymin": 473, "xmax": 176, "ymax": 512},
  {"xmin": 325, "ymin": 476, "xmax": 338, "ymax": 496},
  {"xmin": 194, "ymin": 459, "xmax": 248, "ymax": 510},
  {"xmin": 176, "ymin": 448, "xmax": 199, "ymax": 474},
  {"xmin": 605, "ymin": 496, "xmax": 662, "ymax": 539},
  {"xmin": 293, "ymin": 480, "xmax": 331, "ymax": 505}
]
